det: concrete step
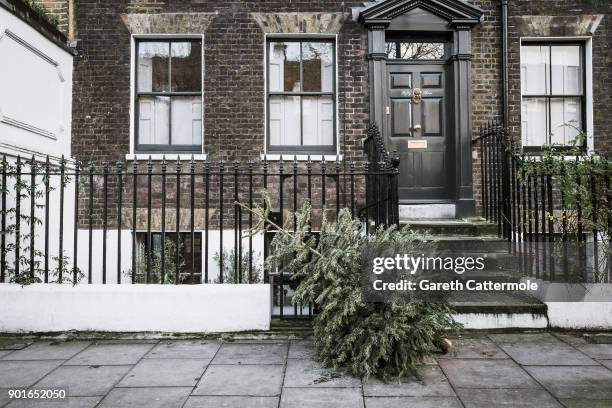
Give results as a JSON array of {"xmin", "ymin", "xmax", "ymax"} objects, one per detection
[{"xmin": 402, "ymin": 219, "xmax": 499, "ymax": 236}]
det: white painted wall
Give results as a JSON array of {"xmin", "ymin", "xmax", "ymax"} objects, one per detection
[
  {"xmin": 0, "ymin": 284, "xmax": 271, "ymax": 333},
  {"xmin": 0, "ymin": 7, "xmax": 73, "ymax": 159}
]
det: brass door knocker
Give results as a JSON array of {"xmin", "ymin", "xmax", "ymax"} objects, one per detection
[{"xmin": 412, "ymin": 87, "xmax": 422, "ymax": 104}]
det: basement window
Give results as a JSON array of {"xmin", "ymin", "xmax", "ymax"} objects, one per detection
[{"xmin": 135, "ymin": 39, "xmax": 203, "ymax": 153}]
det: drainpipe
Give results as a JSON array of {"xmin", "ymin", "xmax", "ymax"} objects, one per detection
[{"xmin": 501, "ymin": 0, "xmax": 509, "ymax": 128}]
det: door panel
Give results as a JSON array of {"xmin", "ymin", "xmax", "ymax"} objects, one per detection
[{"xmin": 385, "ymin": 64, "xmax": 453, "ymax": 201}]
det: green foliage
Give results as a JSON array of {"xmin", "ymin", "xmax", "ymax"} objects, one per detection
[
  {"xmin": 521, "ymin": 132, "xmax": 611, "ymax": 281},
  {"xmin": 263, "ymin": 201, "xmax": 461, "ymax": 381},
  {"xmin": 1, "ymin": 158, "xmax": 82, "ymax": 285},
  {"xmin": 213, "ymin": 249, "xmax": 263, "ymax": 284}
]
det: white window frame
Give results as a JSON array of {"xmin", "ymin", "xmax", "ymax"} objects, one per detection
[
  {"xmin": 263, "ymin": 33, "xmax": 341, "ymax": 160},
  {"xmin": 128, "ymin": 34, "xmax": 206, "ymax": 160},
  {"xmin": 519, "ymin": 37, "xmax": 593, "ymax": 153}
]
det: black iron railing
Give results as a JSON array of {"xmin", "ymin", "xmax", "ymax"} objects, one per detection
[
  {"xmin": 0, "ymin": 153, "xmax": 398, "ymax": 290},
  {"xmin": 363, "ymin": 122, "xmax": 400, "ymax": 228},
  {"xmin": 475, "ymin": 123, "xmax": 611, "ymax": 283}
]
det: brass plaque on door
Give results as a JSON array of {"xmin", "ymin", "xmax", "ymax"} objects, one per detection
[{"xmin": 407, "ymin": 140, "xmax": 427, "ymax": 149}]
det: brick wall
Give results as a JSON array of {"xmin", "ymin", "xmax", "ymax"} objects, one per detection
[
  {"xmin": 71, "ymin": 0, "xmax": 369, "ymax": 164},
  {"xmin": 35, "ymin": 0, "xmax": 69, "ymax": 35}
]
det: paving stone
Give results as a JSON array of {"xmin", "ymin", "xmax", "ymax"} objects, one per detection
[
  {"xmin": 438, "ymin": 336, "xmax": 508, "ymax": 359},
  {"xmin": 365, "ymin": 396, "xmax": 462, "ymax": 408},
  {"xmin": 3, "ymin": 342, "xmax": 90, "ymax": 361},
  {"xmin": 363, "ymin": 366, "xmax": 455, "ymax": 397},
  {"xmin": 558, "ymin": 399, "xmax": 612, "ymax": 408},
  {"xmin": 496, "ymin": 342, "xmax": 598, "ymax": 365},
  {"xmin": 193, "ymin": 364, "xmax": 284, "ymax": 396},
  {"xmin": 576, "ymin": 344, "xmax": 612, "ymax": 360},
  {"xmin": 184, "ymin": 396, "xmax": 279, "ymax": 408},
  {"xmin": 0, "ymin": 389, "xmax": 12, "ymax": 407},
  {"xmin": 280, "ymin": 387, "xmax": 364, "ymax": 408},
  {"xmin": 5, "ymin": 396, "xmax": 102, "ymax": 408},
  {"xmin": 599, "ymin": 360, "xmax": 612, "ymax": 370},
  {"xmin": 98, "ymin": 387, "xmax": 192, "ymax": 408},
  {"xmin": 212, "ymin": 343, "xmax": 287, "ymax": 365},
  {"xmin": 552, "ymin": 333, "xmax": 588, "ymax": 346},
  {"xmin": 0, "ymin": 340, "xmax": 31, "ymax": 351},
  {"xmin": 65, "ymin": 343, "xmax": 154, "ymax": 365},
  {"xmin": 489, "ymin": 333, "xmax": 560, "ymax": 344},
  {"xmin": 283, "ymin": 358, "xmax": 361, "ymax": 388},
  {"xmin": 288, "ymin": 341, "xmax": 315, "ymax": 359},
  {"xmin": 524, "ymin": 366, "xmax": 612, "ymax": 400},
  {"xmin": 118, "ymin": 358, "xmax": 209, "ymax": 387},
  {"xmin": 456, "ymin": 388, "xmax": 562, "ymax": 407},
  {"xmin": 145, "ymin": 341, "xmax": 221, "ymax": 359},
  {"xmin": 0, "ymin": 361, "xmax": 63, "ymax": 388},
  {"xmin": 35, "ymin": 365, "xmax": 130, "ymax": 396},
  {"xmin": 439, "ymin": 359, "xmax": 540, "ymax": 389}
]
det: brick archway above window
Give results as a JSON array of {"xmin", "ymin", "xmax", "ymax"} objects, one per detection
[
  {"xmin": 251, "ymin": 12, "xmax": 348, "ymax": 34},
  {"xmin": 120, "ymin": 12, "xmax": 219, "ymax": 34}
]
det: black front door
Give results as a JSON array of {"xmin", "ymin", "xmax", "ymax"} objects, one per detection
[{"xmin": 385, "ymin": 63, "xmax": 453, "ymax": 202}]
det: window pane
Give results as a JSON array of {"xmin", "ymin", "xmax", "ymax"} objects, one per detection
[
  {"xmin": 386, "ymin": 42, "xmax": 397, "ymax": 59},
  {"xmin": 138, "ymin": 96, "xmax": 169, "ymax": 145},
  {"xmin": 521, "ymin": 97, "xmax": 547, "ymax": 146},
  {"xmin": 521, "ymin": 45, "xmax": 549, "ymax": 95},
  {"xmin": 551, "ymin": 45, "xmax": 582, "ymax": 95},
  {"xmin": 302, "ymin": 96, "xmax": 334, "ymax": 146},
  {"xmin": 269, "ymin": 42, "xmax": 301, "ymax": 92},
  {"xmin": 269, "ymin": 95, "xmax": 301, "ymax": 146},
  {"xmin": 302, "ymin": 42, "xmax": 334, "ymax": 92},
  {"xmin": 550, "ymin": 97, "xmax": 581, "ymax": 145},
  {"xmin": 171, "ymin": 96, "xmax": 202, "ymax": 146},
  {"xmin": 137, "ymin": 42, "xmax": 169, "ymax": 92},
  {"xmin": 171, "ymin": 41, "xmax": 202, "ymax": 92},
  {"xmin": 395, "ymin": 42, "xmax": 444, "ymax": 60}
]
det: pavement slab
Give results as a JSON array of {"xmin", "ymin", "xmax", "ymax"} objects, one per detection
[
  {"xmin": 4, "ymin": 396, "xmax": 102, "ymax": 408},
  {"xmin": 439, "ymin": 359, "xmax": 541, "ymax": 389},
  {"xmin": 0, "ymin": 360, "xmax": 63, "ymax": 388},
  {"xmin": 145, "ymin": 341, "xmax": 221, "ymax": 359},
  {"xmin": 65, "ymin": 343, "xmax": 155, "ymax": 366},
  {"xmin": 34, "ymin": 365, "xmax": 130, "ymax": 397},
  {"xmin": 211, "ymin": 343, "xmax": 287, "ymax": 365},
  {"xmin": 575, "ymin": 344, "xmax": 612, "ymax": 360},
  {"xmin": 558, "ymin": 399, "xmax": 612, "ymax": 408},
  {"xmin": 280, "ymin": 387, "xmax": 364, "ymax": 408},
  {"xmin": 363, "ymin": 366, "xmax": 455, "ymax": 397},
  {"xmin": 183, "ymin": 396, "xmax": 280, "ymax": 408},
  {"xmin": 118, "ymin": 358, "xmax": 209, "ymax": 387},
  {"xmin": 495, "ymin": 342, "xmax": 598, "ymax": 365},
  {"xmin": 439, "ymin": 336, "xmax": 508, "ymax": 359},
  {"xmin": 193, "ymin": 364, "xmax": 284, "ymax": 396},
  {"xmin": 489, "ymin": 333, "xmax": 561, "ymax": 344},
  {"xmin": 365, "ymin": 396, "xmax": 462, "ymax": 408},
  {"xmin": 288, "ymin": 341, "xmax": 315, "ymax": 359},
  {"xmin": 455, "ymin": 388, "xmax": 562, "ymax": 408},
  {"xmin": 283, "ymin": 358, "xmax": 361, "ymax": 388},
  {"xmin": 2, "ymin": 342, "xmax": 90, "ymax": 361},
  {"xmin": 599, "ymin": 360, "xmax": 612, "ymax": 370},
  {"xmin": 98, "ymin": 387, "xmax": 192, "ymax": 408},
  {"xmin": 524, "ymin": 365, "xmax": 612, "ymax": 400}
]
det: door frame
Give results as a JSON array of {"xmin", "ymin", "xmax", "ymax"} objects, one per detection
[{"xmin": 359, "ymin": 0, "xmax": 483, "ymax": 217}]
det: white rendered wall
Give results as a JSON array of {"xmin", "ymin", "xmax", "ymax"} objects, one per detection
[
  {"xmin": 0, "ymin": 7, "xmax": 73, "ymax": 159},
  {"xmin": 0, "ymin": 284, "xmax": 271, "ymax": 333}
]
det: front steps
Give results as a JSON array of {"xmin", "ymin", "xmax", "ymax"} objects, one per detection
[{"xmin": 402, "ymin": 218, "xmax": 549, "ymax": 329}]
